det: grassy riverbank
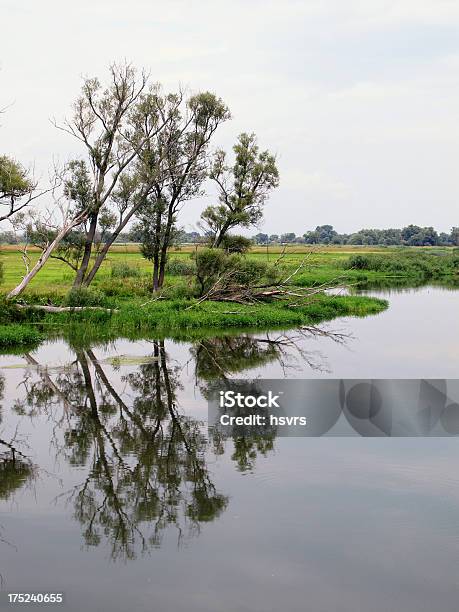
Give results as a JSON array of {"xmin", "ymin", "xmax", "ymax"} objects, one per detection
[
  {"xmin": 1, "ymin": 245, "xmax": 457, "ymax": 349},
  {"xmin": 0, "ymin": 293, "xmax": 388, "ymax": 349}
]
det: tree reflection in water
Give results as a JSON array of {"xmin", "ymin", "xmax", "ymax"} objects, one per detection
[
  {"xmin": 0, "ymin": 372, "xmax": 36, "ymax": 549},
  {"xmin": 4, "ymin": 327, "xmax": 348, "ymax": 559},
  {"xmin": 13, "ymin": 343, "xmax": 228, "ymax": 561},
  {"xmin": 191, "ymin": 329, "xmax": 348, "ymax": 472}
]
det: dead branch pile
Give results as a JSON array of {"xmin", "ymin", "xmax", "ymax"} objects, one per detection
[{"xmin": 189, "ymin": 251, "xmax": 350, "ymax": 308}]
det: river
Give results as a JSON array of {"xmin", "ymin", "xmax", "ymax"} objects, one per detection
[{"xmin": 0, "ymin": 285, "xmax": 458, "ymax": 611}]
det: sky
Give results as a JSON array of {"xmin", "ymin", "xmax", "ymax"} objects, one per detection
[{"xmin": 1, "ymin": 0, "xmax": 459, "ymax": 235}]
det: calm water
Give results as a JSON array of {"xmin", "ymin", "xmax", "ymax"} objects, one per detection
[{"xmin": 1, "ymin": 286, "xmax": 459, "ymax": 611}]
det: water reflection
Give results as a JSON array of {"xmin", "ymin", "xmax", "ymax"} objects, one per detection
[
  {"xmin": 2, "ymin": 330, "xmax": 340, "ymax": 558},
  {"xmin": 192, "ymin": 332, "xmax": 347, "ymax": 471},
  {"xmin": 356, "ymin": 278, "xmax": 459, "ymax": 292},
  {"xmin": 1, "ymin": 285, "xmax": 459, "ymax": 611},
  {"xmin": 0, "ymin": 371, "xmax": 36, "ymax": 518},
  {"xmin": 10, "ymin": 342, "xmax": 232, "ymax": 560},
  {"xmin": 192, "ymin": 328, "xmax": 348, "ymax": 386}
]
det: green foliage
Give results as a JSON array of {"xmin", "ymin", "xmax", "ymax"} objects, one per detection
[
  {"xmin": 193, "ymin": 247, "xmax": 280, "ymax": 296},
  {"xmin": 0, "ymin": 156, "xmax": 33, "ymax": 198},
  {"xmin": 25, "ymin": 225, "xmax": 86, "ymax": 271},
  {"xmin": 344, "ymin": 252, "xmax": 459, "ymax": 278},
  {"xmin": 346, "ymin": 254, "xmax": 374, "ymax": 270},
  {"xmin": 304, "ymin": 225, "xmax": 338, "ymax": 245},
  {"xmin": 38, "ymin": 294, "xmax": 388, "ymax": 346},
  {"xmin": 164, "ymin": 258, "xmax": 196, "ymax": 276},
  {"xmin": 220, "ymin": 234, "xmax": 252, "ymax": 254},
  {"xmin": 0, "ymin": 324, "xmax": 42, "ymax": 348},
  {"xmin": 253, "ymin": 232, "xmax": 269, "ymax": 245},
  {"xmin": 0, "ymin": 230, "xmax": 17, "ymax": 244},
  {"xmin": 193, "ymin": 248, "xmax": 227, "ymax": 295},
  {"xmin": 63, "ymin": 159, "xmax": 93, "ymax": 213},
  {"xmin": 0, "ymin": 261, "xmax": 3, "ymax": 285},
  {"xmin": 301, "ymin": 224, "xmax": 459, "ymax": 246},
  {"xmin": 64, "ymin": 287, "xmax": 110, "ymax": 307},
  {"xmin": 229, "ymin": 258, "xmax": 272, "ymax": 285},
  {"xmin": 201, "ymin": 132, "xmax": 279, "ymax": 246},
  {"xmin": 0, "ymin": 296, "xmax": 46, "ymax": 324},
  {"xmin": 280, "ymin": 232, "xmax": 296, "ymax": 243},
  {"xmin": 110, "ymin": 262, "xmax": 141, "ymax": 278},
  {"xmin": 98, "ymin": 276, "xmax": 151, "ymax": 297},
  {"xmin": 164, "ymin": 280, "xmax": 195, "ymax": 299},
  {"xmin": 131, "ymin": 89, "xmax": 230, "ymax": 290}
]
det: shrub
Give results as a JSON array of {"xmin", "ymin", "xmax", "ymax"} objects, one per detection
[
  {"xmin": 193, "ymin": 248, "xmax": 228, "ymax": 295},
  {"xmin": 165, "ymin": 258, "xmax": 196, "ymax": 276},
  {"xmin": 64, "ymin": 288, "xmax": 109, "ymax": 307},
  {"xmin": 0, "ymin": 296, "xmax": 48, "ymax": 325},
  {"xmin": 99, "ymin": 274, "xmax": 154, "ymax": 297},
  {"xmin": 110, "ymin": 262, "xmax": 141, "ymax": 278},
  {"xmin": 192, "ymin": 248, "xmax": 280, "ymax": 296},
  {"xmin": 229, "ymin": 258, "xmax": 270, "ymax": 285},
  {"xmin": 0, "ymin": 261, "xmax": 3, "ymax": 285},
  {"xmin": 344, "ymin": 251, "xmax": 459, "ymax": 278},
  {"xmin": 163, "ymin": 279, "xmax": 195, "ymax": 299},
  {"xmin": 0, "ymin": 296, "xmax": 23, "ymax": 324},
  {"xmin": 345, "ymin": 254, "xmax": 374, "ymax": 270},
  {"xmin": 220, "ymin": 235, "xmax": 252, "ymax": 254}
]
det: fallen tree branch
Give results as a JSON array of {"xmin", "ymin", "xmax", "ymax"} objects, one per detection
[{"xmin": 15, "ymin": 304, "xmax": 119, "ymax": 313}]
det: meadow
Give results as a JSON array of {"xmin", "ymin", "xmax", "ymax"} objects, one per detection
[
  {"xmin": 1, "ymin": 243, "xmax": 457, "ymax": 295},
  {"xmin": 0, "ymin": 244, "xmax": 457, "ymax": 349}
]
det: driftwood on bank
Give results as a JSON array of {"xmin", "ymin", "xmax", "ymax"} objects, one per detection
[
  {"xmin": 188, "ymin": 252, "xmax": 350, "ymax": 308},
  {"xmin": 15, "ymin": 304, "xmax": 119, "ymax": 313}
]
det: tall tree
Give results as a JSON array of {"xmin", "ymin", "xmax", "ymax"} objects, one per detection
[
  {"xmin": 200, "ymin": 133, "xmax": 279, "ymax": 248},
  {"xmin": 133, "ymin": 91, "xmax": 230, "ymax": 291},
  {"xmin": 7, "ymin": 64, "xmax": 172, "ymax": 298},
  {"xmin": 57, "ymin": 63, "xmax": 163, "ymax": 288}
]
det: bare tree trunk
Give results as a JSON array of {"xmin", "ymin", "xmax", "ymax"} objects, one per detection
[
  {"xmin": 213, "ymin": 221, "xmax": 231, "ymax": 248},
  {"xmin": 156, "ymin": 205, "xmax": 176, "ymax": 290},
  {"xmin": 73, "ymin": 213, "xmax": 98, "ymax": 288},
  {"xmin": 7, "ymin": 214, "xmax": 87, "ymax": 299},
  {"xmin": 157, "ymin": 251, "xmax": 167, "ymax": 289},
  {"xmin": 152, "ymin": 254, "xmax": 160, "ymax": 291},
  {"xmin": 82, "ymin": 205, "xmax": 140, "ymax": 287},
  {"xmin": 151, "ymin": 204, "xmax": 166, "ymax": 292},
  {"xmin": 82, "ymin": 239, "xmax": 110, "ymax": 287}
]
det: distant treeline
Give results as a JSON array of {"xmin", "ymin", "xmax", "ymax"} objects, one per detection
[
  {"xmin": 2, "ymin": 225, "xmax": 458, "ymax": 248},
  {"xmin": 253, "ymin": 224, "xmax": 459, "ymax": 246}
]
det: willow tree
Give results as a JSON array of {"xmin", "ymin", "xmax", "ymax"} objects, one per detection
[
  {"xmin": 133, "ymin": 91, "xmax": 230, "ymax": 291},
  {"xmin": 60, "ymin": 63, "xmax": 165, "ymax": 289},
  {"xmin": 200, "ymin": 133, "xmax": 279, "ymax": 247},
  {"xmin": 60, "ymin": 88, "xmax": 230, "ymax": 290},
  {"xmin": 7, "ymin": 63, "xmax": 173, "ymax": 298}
]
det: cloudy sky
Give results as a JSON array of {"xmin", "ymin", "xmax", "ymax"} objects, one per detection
[{"xmin": 1, "ymin": 0, "xmax": 459, "ymax": 234}]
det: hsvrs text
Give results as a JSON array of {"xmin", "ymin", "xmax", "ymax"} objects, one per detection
[{"xmin": 219, "ymin": 414, "xmax": 307, "ymax": 427}]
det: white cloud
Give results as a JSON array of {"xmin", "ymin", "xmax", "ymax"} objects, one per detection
[
  {"xmin": 283, "ymin": 170, "xmax": 352, "ymax": 200},
  {"xmin": 1, "ymin": 0, "xmax": 459, "ymax": 233}
]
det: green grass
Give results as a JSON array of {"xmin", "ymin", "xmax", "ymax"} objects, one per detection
[
  {"xmin": 1, "ymin": 244, "xmax": 456, "ymax": 350},
  {"xmin": 1, "ymin": 245, "xmax": 457, "ymax": 296},
  {"xmin": 0, "ymin": 324, "xmax": 43, "ymax": 349},
  {"xmin": 28, "ymin": 294, "xmax": 388, "ymax": 347}
]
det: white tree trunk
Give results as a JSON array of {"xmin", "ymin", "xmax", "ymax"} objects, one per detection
[{"xmin": 7, "ymin": 215, "xmax": 87, "ymax": 299}]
